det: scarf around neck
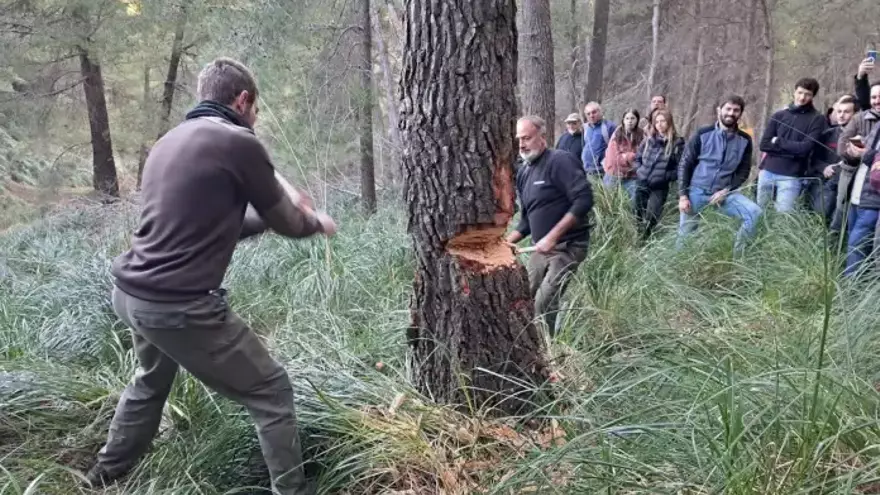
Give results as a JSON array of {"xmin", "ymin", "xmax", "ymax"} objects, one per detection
[{"xmin": 184, "ymin": 100, "xmax": 252, "ymax": 130}]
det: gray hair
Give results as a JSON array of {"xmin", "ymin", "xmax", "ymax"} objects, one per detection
[
  {"xmin": 196, "ymin": 57, "xmax": 258, "ymax": 104},
  {"xmin": 517, "ymin": 115, "xmax": 547, "ymax": 136}
]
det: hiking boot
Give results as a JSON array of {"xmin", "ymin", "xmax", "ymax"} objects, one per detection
[{"xmin": 82, "ymin": 464, "xmax": 126, "ymax": 489}]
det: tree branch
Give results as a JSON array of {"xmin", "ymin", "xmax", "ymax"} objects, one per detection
[
  {"xmin": 326, "ymin": 24, "xmax": 364, "ymax": 61},
  {"xmin": 2, "ymin": 78, "xmax": 86, "ymax": 102}
]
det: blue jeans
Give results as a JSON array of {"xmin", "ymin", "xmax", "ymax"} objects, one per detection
[
  {"xmin": 677, "ymin": 188, "xmax": 762, "ymax": 254},
  {"xmin": 757, "ymin": 169, "xmax": 802, "ymax": 212},
  {"xmin": 603, "ymin": 175, "xmax": 636, "ymax": 201},
  {"xmin": 844, "ymin": 206, "xmax": 880, "ymax": 277}
]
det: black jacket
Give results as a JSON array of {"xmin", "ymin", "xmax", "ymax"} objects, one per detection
[
  {"xmin": 556, "ymin": 131, "xmax": 584, "ymax": 165},
  {"xmin": 807, "ymin": 125, "xmax": 843, "ymax": 179},
  {"xmin": 515, "ymin": 149, "xmax": 593, "ymax": 244},
  {"xmin": 759, "ymin": 103, "xmax": 827, "ymax": 177},
  {"xmin": 855, "ymin": 74, "xmax": 870, "ymax": 111},
  {"xmin": 635, "ymin": 135, "xmax": 685, "ymax": 188}
]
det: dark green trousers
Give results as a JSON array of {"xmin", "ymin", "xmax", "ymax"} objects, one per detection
[{"xmin": 96, "ymin": 286, "xmax": 310, "ymax": 494}]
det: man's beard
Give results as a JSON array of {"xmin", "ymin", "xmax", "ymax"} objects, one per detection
[
  {"xmin": 520, "ymin": 150, "xmax": 541, "ymax": 162},
  {"xmin": 721, "ymin": 116, "xmax": 738, "ymax": 127}
]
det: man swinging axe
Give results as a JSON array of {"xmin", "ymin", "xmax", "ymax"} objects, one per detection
[{"xmin": 85, "ymin": 57, "xmax": 333, "ymax": 495}]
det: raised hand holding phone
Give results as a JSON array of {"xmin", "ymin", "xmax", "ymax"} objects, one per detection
[{"xmin": 859, "ymin": 57, "xmax": 875, "ymax": 78}]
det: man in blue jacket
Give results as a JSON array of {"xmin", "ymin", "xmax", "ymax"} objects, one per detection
[
  {"xmin": 677, "ymin": 95, "xmax": 761, "ymax": 254},
  {"xmin": 581, "ymin": 102, "xmax": 616, "ymax": 176},
  {"xmin": 756, "ymin": 78, "xmax": 828, "ymax": 212}
]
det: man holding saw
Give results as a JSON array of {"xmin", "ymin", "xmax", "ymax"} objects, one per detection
[{"xmin": 507, "ymin": 115, "xmax": 594, "ymax": 335}]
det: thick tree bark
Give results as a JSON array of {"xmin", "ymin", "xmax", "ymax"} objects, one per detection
[
  {"xmin": 682, "ymin": 0, "xmax": 704, "ymax": 137},
  {"xmin": 78, "ymin": 48, "xmax": 119, "ymax": 197},
  {"xmin": 359, "ymin": 0, "xmax": 377, "ymax": 214},
  {"xmin": 374, "ymin": 4, "xmax": 402, "ymax": 184},
  {"xmin": 400, "ymin": 0, "xmax": 550, "ymax": 414},
  {"xmin": 647, "ymin": 0, "xmax": 661, "ymax": 101},
  {"xmin": 583, "ymin": 0, "xmax": 610, "ymax": 103},
  {"xmin": 519, "ymin": 0, "xmax": 556, "ymax": 143},
  {"xmin": 156, "ymin": 7, "xmax": 187, "ymax": 140}
]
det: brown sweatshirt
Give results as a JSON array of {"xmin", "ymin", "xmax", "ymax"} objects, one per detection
[{"xmin": 112, "ymin": 116, "xmax": 321, "ymax": 301}]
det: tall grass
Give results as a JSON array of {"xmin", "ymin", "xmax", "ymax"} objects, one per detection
[{"xmin": 2, "ymin": 187, "xmax": 880, "ymax": 494}]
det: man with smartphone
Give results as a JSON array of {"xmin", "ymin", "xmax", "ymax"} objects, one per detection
[
  {"xmin": 840, "ymin": 83, "xmax": 880, "ymax": 173},
  {"xmin": 839, "ymin": 82, "xmax": 880, "ymax": 276},
  {"xmin": 855, "ymin": 48, "xmax": 876, "ymax": 111}
]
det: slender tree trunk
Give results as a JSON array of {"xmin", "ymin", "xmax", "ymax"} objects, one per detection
[
  {"xmin": 79, "ymin": 48, "xmax": 119, "ymax": 198},
  {"xmin": 136, "ymin": 63, "xmax": 151, "ymax": 187},
  {"xmin": 647, "ymin": 0, "xmax": 661, "ymax": 101},
  {"xmin": 567, "ymin": 0, "xmax": 580, "ymax": 112},
  {"xmin": 400, "ymin": 0, "xmax": 549, "ymax": 414},
  {"xmin": 583, "ymin": 0, "xmax": 610, "ymax": 103},
  {"xmin": 758, "ymin": 0, "xmax": 775, "ymax": 141},
  {"xmin": 156, "ymin": 7, "xmax": 187, "ymax": 140},
  {"xmin": 682, "ymin": 0, "xmax": 704, "ymax": 137},
  {"xmin": 137, "ymin": 6, "xmax": 186, "ymax": 189},
  {"xmin": 738, "ymin": 0, "xmax": 757, "ymax": 100},
  {"xmin": 519, "ymin": 0, "xmax": 556, "ymax": 143},
  {"xmin": 374, "ymin": 4, "xmax": 402, "ymax": 184},
  {"xmin": 359, "ymin": 0, "xmax": 377, "ymax": 214}
]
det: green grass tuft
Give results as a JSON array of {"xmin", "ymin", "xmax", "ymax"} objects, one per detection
[{"xmin": 3, "ymin": 188, "xmax": 880, "ymax": 494}]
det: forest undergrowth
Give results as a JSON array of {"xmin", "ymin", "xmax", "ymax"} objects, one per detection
[{"xmin": 3, "ymin": 185, "xmax": 880, "ymax": 494}]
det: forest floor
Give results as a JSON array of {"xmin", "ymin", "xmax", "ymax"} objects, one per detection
[{"xmin": 3, "ymin": 184, "xmax": 880, "ymax": 494}]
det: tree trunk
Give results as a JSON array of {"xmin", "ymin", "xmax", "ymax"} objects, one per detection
[
  {"xmin": 359, "ymin": 0, "xmax": 377, "ymax": 214},
  {"xmin": 647, "ymin": 0, "xmax": 661, "ymax": 101},
  {"xmin": 400, "ymin": 0, "xmax": 550, "ymax": 414},
  {"xmin": 738, "ymin": 0, "xmax": 756, "ymax": 99},
  {"xmin": 758, "ymin": 0, "xmax": 775, "ymax": 140},
  {"xmin": 567, "ymin": 0, "xmax": 580, "ymax": 113},
  {"xmin": 374, "ymin": 4, "xmax": 402, "ymax": 184},
  {"xmin": 583, "ymin": 0, "xmax": 610, "ymax": 103},
  {"xmin": 78, "ymin": 48, "xmax": 119, "ymax": 197},
  {"xmin": 156, "ymin": 7, "xmax": 187, "ymax": 140},
  {"xmin": 136, "ymin": 63, "xmax": 151, "ymax": 189},
  {"xmin": 519, "ymin": 0, "xmax": 556, "ymax": 144},
  {"xmin": 682, "ymin": 0, "xmax": 704, "ymax": 137}
]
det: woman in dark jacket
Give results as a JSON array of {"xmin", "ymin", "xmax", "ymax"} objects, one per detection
[{"xmin": 633, "ymin": 109, "xmax": 685, "ymax": 239}]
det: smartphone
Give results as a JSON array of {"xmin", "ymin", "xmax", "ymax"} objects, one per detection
[
  {"xmin": 869, "ymin": 50, "xmax": 878, "ymax": 62},
  {"xmin": 850, "ymin": 136, "xmax": 865, "ymax": 148}
]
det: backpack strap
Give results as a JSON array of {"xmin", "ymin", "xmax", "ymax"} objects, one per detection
[{"xmin": 600, "ymin": 121, "xmax": 610, "ymax": 144}]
